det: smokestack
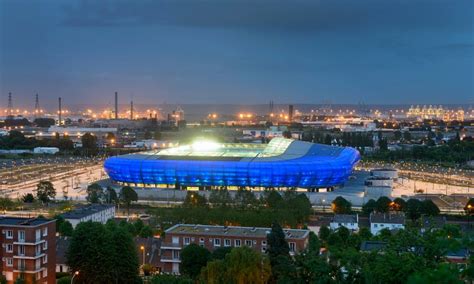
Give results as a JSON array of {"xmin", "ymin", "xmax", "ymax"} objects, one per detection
[
  {"xmin": 130, "ymin": 100, "xmax": 134, "ymax": 120},
  {"xmin": 114, "ymin": 92, "xmax": 118, "ymax": 119},
  {"xmin": 289, "ymin": 104, "xmax": 294, "ymax": 122},
  {"xmin": 7, "ymin": 92, "xmax": 12, "ymax": 117},
  {"xmin": 58, "ymin": 97, "xmax": 62, "ymax": 126}
]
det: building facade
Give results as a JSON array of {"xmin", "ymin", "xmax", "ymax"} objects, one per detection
[
  {"xmin": 330, "ymin": 214, "xmax": 359, "ymax": 231},
  {"xmin": 0, "ymin": 217, "xmax": 56, "ymax": 284},
  {"xmin": 158, "ymin": 224, "xmax": 310, "ymax": 274},
  {"xmin": 369, "ymin": 213, "xmax": 405, "ymax": 235},
  {"xmin": 61, "ymin": 204, "xmax": 115, "ymax": 228}
]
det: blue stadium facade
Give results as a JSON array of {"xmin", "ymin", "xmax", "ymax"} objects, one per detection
[{"xmin": 104, "ymin": 138, "xmax": 360, "ymax": 189}]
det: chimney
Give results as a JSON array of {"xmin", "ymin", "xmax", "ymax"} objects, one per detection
[
  {"xmin": 130, "ymin": 100, "xmax": 134, "ymax": 120},
  {"xmin": 288, "ymin": 105, "xmax": 294, "ymax": 122},
  {"xmin": 58, "ymin": 97, "xmax": 62, "ymax": 126},
  {"xmin": 114, "ymin": 92, "xmax": 118, "ymax": 119}
]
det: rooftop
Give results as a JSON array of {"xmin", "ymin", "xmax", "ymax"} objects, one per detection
[
  {"xmin": 0, "ymin": 217, "xmax": 54, "ymax": 227},
  {"xmin": 360, "ymin": 241, "xmax": 387, "ymax": 252},
  {"xmin": 61, "ymin": 204, "xmax": 115, "ymax": 220},
  {"xmin": 370, "ymin": 212, "xmax": 406, "ymax": 224},
  {"xmin": 165, "ymin": 224, "xmax": 310, "ymax": 239},
  {"xmin": 331, "ymin": 214, "xmax": 358, "ymax": 224},
  {"xmin": 117, "ymin": 137, "xmax": 346, "ymax": 161}
]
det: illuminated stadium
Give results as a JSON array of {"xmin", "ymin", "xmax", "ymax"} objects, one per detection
[{"xmin": 104, "ymin": 138, "xmax": 360, "ymax": 190}]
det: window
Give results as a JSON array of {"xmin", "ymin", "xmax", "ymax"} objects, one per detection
[
  {"xmin": 43, "ymin": 269, "xmax": 48, "ymax": 278},
  {"xmin": 199, "ymin": 238, "xmax": 205, "ymax": 243},
  {"xmin": 245, "ymin": 240, "xmax": 252, "ymax": 247},
  {"xmin": 19, "ymin": 259, "xmax": 26, "ymax": 270},
  {"xmin": 262, "ymin": 241, "xmax": 267, "ymax": 246},
  {"xmin": 172, "ymin": 237, "xmax": 179, "ymax": 244},
  {"xmin": 35, "ymin": 259, "xmax": 41, "ymax": 270},
  {"xmin": 18, "ymin": 230, "xmax": 25, "ymax": 242},
  {"xmin": 172, "ymin": 250, "xmax": 180, "ymax": 260},
  {"xmin": 6, "ymin": 230, "xmax": 13, "ymax": 239},
  {"xmin": 36, "ymin": 229, "xmax": 41, "ymax": 241},
  {"xmin": 235, "ymin": 239, "xmax": 241, "ymax": 247},
  {"xmin": 42, "ymin": 227, "xmax": 48, "ymax": 237},
  {"xmin": 224, "ymin": 239, "xmax": 231, "ymax": 247},
  {"xmin": 214, "ymin": 238, "xmax": 221, "ymax": 247},
  {"xmin": 36, "ymin": 245, "xmax": 42, "ymax": 255},
  {"xmin": 6, "ymin": 258, "xmax": 13, "ymax": 267},
  {"xmin": 19, "ymin": 245, "xmax": 25, "ymax": 256},
  {"xmin": 184, "ymin": 237, "xmax": 190, "ymax": 245},
  {"xmin": 289, "ymin": 242, "xmax": 296, "ymax": 253},
  {"xmin": 6, "ymin": 244, "xmax": 13, "ymax": 253},
  {"xmin": 43, "ymin": 241, "xmax": 48, "ymax": 250},
  {"xmin": 43, "ymin": 255, "xmax": 48, "ymax": 264}
]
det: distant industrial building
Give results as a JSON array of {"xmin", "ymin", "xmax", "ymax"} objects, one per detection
[
  {"xmin": 0, "ymin": 217, "xmax": 56, "ymax": 284},
  {"xmin": 158, "ymin": 224, "xmax": 310, "ymax": 274},
  {"xmin": 61, "ymin": 204, "xmax": 115, "ymax": 228}
]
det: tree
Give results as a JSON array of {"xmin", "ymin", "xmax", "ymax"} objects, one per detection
[
  {"xmin": 376, "ymin": 196, "xmax": 392, "ymax": 213},
  {"xmin": 209, "ymin": 189, "xmax": 232, "ymax": 207},
  {"xmin": 105, "ymin": 186, "xmax": 118, "ymax": 204},
  {"xmin": 332, "ymin": 196, "xmax": 352, "ymax": 214},
  {"xmin": 22, "ymin": 193, "xmax": 35, "ymax": 203},
  {"xmin": 180, "ymin": 244, "xmax": 211, "ymax": 279},
  {"xmin": 86, "ymin": 183, "xmax": 103, "ymax": 204},
  {"xmin": 408, "ymin": 264, "xmax": 462, "ymax": 284},
  {"xmin": 267, "ymin": 222, "xmax": 293, "ymax": 281},
  {"xmin": 234, "ymin": 189, "xmax": 258, "ymax": 208},
  {"xmin": 59, "ymin": 221, "xmax": 74, "ymax": 237},
  {"xmin": 81, "ymin": 132, "xmax": 97, "ymax": 149},
  {"xmin": 362, "ymin": 199, "xmax": 377, "ymax": 215},
  {"xmin": 319, "ymin": 225, "xmax": 331, "ymax": 243},
  {"xmin": 120, "ymin": 186, "xmax": 138, "ymax": 216},
  {"xmin": 421, "ymin": 200, "xmax": 440, "ymax": 216},
  {"xmin": 406, "ymin": 199, "xmax": 422, "ymax": 221},
  {"xmin": 307, "ymin": 231, "xmax": 320, "ymax": 253},
  {"xmin": 33, "ymin": 117, "xmax": 55, "ymax": 127},
  {"xmin": 201, "ymin": 247, "xmax": 271, "ymax": 284},
  {"xmin": 66, "ymin": 222, "xmax": 139, "ymax": 283},
  {"xmin": 403, "ymin": 131, "xmax": 412, "ymax": 141},
  {"xmin": 464, "ymin": 198, "xmax": 474, "ymax": 214},
  {"xmin": 263, "ymin": 190, "xmax": 284, "ymax": 208},
  {"xmin": 211, "ymin": 247, "xmax": 233, "ymax": 260},
  {"xmin": 393, "ymin": 197, "xmax": 407, "ymax": 212},
  {"xmin": 0, "ymin": 197, "xmax": 14, "ymax": 211},
  {"xmin": 139, "ymin": 226, "xmax": 153, "ymax": 238},
  {"xmin": 66, "ymin": 222, "xmax": 115, "ymax": 283},
  {"xmin": 36, "ymin": 181, "xmax": 56, "ymax": 203},
  {"xmin": 151, "ymin": 274, "xmax": 192, "ymax": 284},
  {"xmin": 183, "ymin": 192, "xmax": 207, "ymax": 208}
]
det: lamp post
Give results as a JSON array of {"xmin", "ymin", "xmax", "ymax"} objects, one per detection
[
  {"xmin": 71, "ymin": 271, "xmax": 79, "ymax": 284},
  {"xmin": 140, "ymin": 245, "xmax": 145, "ymax": 265}
]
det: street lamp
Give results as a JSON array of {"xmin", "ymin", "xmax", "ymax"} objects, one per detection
[
  {"xmin": 71, "ymin": 271, "xmax": 79, "ymax": 284},
  {"xmin": 140, "ymin": 245, "xmax": 145, "ymax": 265}
]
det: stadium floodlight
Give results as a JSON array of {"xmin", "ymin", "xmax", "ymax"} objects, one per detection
[{"xmin": 191, "ymin": 140, "xmax": 221, "ymax": 151}]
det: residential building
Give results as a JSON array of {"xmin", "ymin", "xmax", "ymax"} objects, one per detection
[
  {"xmin": 55, "ymin": 237, "xmax": 69, "ymax": 274},
  {"xmin": 158, "ymin": 224, "xmax": 310, "ymax": 274},
  {"xmin": 61, "ymin": 204, "xmax": 115, "ymax": 228},
  {"xmin": 329, "ymin": 214, "xmax": 359, "ymax": 231},
  {"xmin": 369, "ymin": 212, "xmax": 405, "ymax": 235},
  {"xmin": 0, "ymin": 217, "xmax": 56, "ymax": 284},
  {"xmin": 360, "ymin": 241, "xmax": 387, "ymax": 252}
]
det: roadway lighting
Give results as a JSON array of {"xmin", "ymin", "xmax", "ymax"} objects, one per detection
[{"xmin": 71, "ymin": 271, "xmax": 79, "ymax": 284}]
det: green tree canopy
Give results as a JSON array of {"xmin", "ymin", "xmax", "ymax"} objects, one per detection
[
  {"xmin": 180, "ymin": 244, "xmax": 211, "ymax": 279},
  {"xmin": 332, "ymin": 196, "xmax": 352, "ymax": 214},
  {"xmin": 86, "ymin": 183, "xmax": 103, "ymax": 204},
  {"xmin": 36, "ymin": 181, "xmax": 56, "ymax": 203},
  {"xmin": 120, "ymin": 186, "xmax": 138, "ymax": 216},
  {"xmin": 376, "ymin": 196, "xmax": 392, "ymax": 213}
]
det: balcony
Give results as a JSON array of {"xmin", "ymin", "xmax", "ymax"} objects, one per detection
[
  {"xmin": 160, "ymin": 243, "xmax": 182, "ymax": 250},
  {"xmin": 14, "ymin": 239, "xmax": 45, "ymax": 246},
  {"xmin": 160, "ymin": 255, "xmax": 181, "ymax": 263}
]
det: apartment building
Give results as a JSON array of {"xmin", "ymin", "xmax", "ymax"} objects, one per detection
[
  {"xmin": 0, "ymin": 217, "xmax": 56, "ymax": 284},
  {"xmin": 61, "ymin": 204, "xmax": 115, "ymax": 228},
  {"xmin": 158, "ymin": 224, "xmax": 309, "ymax": 274}
]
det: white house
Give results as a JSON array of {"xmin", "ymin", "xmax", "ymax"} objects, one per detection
[
  {"xmin": 330, "ymin": 214, "xmax": 359, "ymax": 231},
  {"xmin": 370, "ymin": 212, "xmax": 405, "ymax": 235},
  {"xmin": 61, "ymin": 204, "xmax": 115, "ymax": 228}
]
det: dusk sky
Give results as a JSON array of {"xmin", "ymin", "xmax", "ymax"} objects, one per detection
[{"xmin": 0, "ymin": 0, "xmax": 473, "ymax": 107}]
